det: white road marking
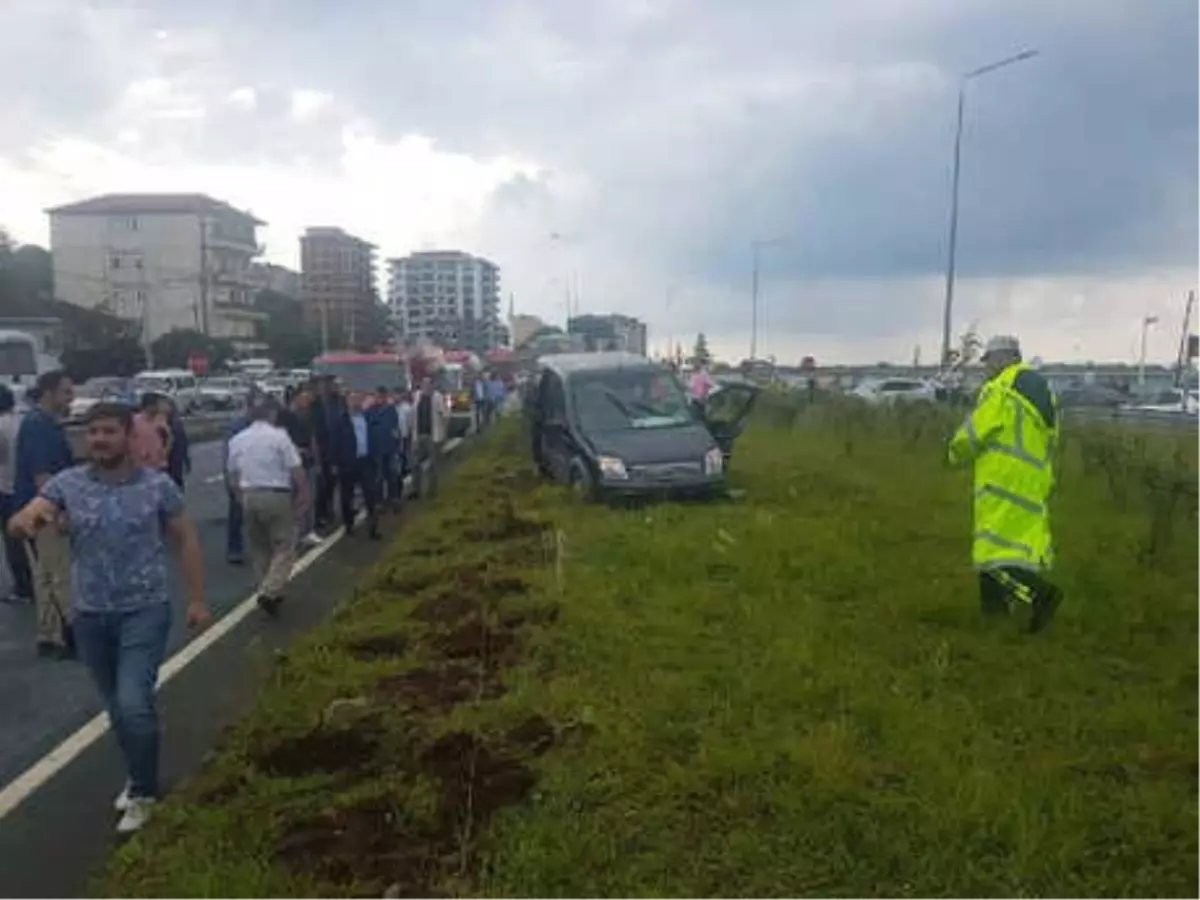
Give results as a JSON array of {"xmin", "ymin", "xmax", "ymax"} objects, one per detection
[{"xmin": 0, "ymin": 435, "xmax": 465, "ymax": 820}]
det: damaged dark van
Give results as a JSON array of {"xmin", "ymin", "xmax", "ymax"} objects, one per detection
[{"xmin": 527, "ymin": 352, "xmax": 758, "ymax": 500}]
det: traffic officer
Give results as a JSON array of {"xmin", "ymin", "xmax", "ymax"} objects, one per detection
[{"xmin": 948, "ymin": 335, "xmax": 1063, "ymax": 632}]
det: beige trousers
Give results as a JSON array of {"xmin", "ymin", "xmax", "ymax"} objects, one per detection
[
  {"xmin": 28, "ymin": 528, "xmax": 71, "ymax": 646},
  {"xmin": 242, "ymin": 490, "xmax": 297, "ymax": 598}
]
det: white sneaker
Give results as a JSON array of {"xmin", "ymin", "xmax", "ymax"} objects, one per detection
[
  {"xmin": 114, "ymin": 782, "xmax": 131, "ymax": 812},
  {"xmin": 116, "ymin": 797, "xmax": 156, "ymax": 834},
  {"xmin": 301, "ymin": 531, "xmax": 322, "ymax": 546}
]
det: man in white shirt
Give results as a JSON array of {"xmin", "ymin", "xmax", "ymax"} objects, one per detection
[
  {"xmin": 412, "ymin": 376, "xmax": 448, "ymax": 499},
  {"xmin": 395, "ymin": 389, "xmax": 414, "ymax": 481},
  {"xmin": 226, "ymin": 399, "xmax": 308, "ymax": 614}
]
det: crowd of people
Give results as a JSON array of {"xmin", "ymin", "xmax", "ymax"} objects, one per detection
[{"xmin": 0, "ymin": 365, "xmax": 509, "ymax": 835}]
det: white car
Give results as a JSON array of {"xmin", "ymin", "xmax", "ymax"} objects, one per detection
[
  {"xmin": 198, "ymin": 376, "xmax": 252, "ymax": 410},
  {"xmin": 1125, "ymin": 388, "xmax": 1199, "ymax": 415},
  {"xmin": 850, "ymin": 377, "xmax": 938, "ymax": 406},
  {"xmin": 133, "ymin": 369, "xmax": 204, "ymax": 413},
  {"xmin": 68, "ymin": 377, "xmax": 135, "ymax": 422}
]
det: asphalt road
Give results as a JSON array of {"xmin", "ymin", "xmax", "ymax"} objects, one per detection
[
  {"xmin": 0, "ymin": 424, "xmax": 482, "ymax": 897},
  {"xmin": 0, "ymin": 439, "xmax": 256, "ymax": 789}
]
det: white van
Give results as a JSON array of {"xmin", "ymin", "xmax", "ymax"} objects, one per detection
[{"xmin": 133, "ymin": 368, "xmax": 203, "ymax": 413}]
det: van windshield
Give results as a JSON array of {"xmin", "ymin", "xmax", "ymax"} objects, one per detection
[{"xmin": 571, "ymin": 368, "xmax": 694, "ymax": 432}]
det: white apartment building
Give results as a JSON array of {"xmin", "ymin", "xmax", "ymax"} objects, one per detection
[
  {"xmin": 387, "ymin": 250, "xmax": 501, "ymax": 351},
  {"xmin": 48, "ymin": 193, "xmax": 268, "ymax": 350}
]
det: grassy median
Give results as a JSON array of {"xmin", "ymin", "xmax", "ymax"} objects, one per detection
[{"xmin": 102, "ymin": 402, "xmax": 1197, "ymax": 898}]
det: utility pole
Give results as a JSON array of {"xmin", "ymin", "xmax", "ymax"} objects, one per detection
[
  {"xmin": 140, "ymin": 262, "xmax": 154, "ymax": 369},
  {"xmin": 1173, "ymin": 290, "xmax": 1195, "ymax": 387},
  {"xmin": 1137, "ymin": 314, "xmax": 1158, "ymax": 392},
  {"xmin": 198, "ymin": 217, "xmax": 210, "ymax": 335}
]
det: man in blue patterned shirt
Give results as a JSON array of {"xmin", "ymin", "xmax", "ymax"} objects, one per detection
[{"xmin": 9, "ymin": 402, "xmax": 210, "ymax": 834}]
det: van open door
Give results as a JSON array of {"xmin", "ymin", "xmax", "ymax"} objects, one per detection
[{"xmin": 697, "ymin": 381, "xmax": 759, "ymax": 461}]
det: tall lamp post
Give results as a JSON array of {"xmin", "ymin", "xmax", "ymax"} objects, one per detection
[
  {"xmin": 750, "ymin": 236, "xmax": 786, "ymax": 361},
  {"xmin": 1137, "ymin": 314, "xmax": 1158, "ymax": 392},
  {"xmin": 939, "ymin": 49, "xmax": 1039, "ymax": 370}
]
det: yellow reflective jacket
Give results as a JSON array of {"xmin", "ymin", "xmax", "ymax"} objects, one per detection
[{"xmin": 947, "ymin": 362, "xmax": 1059, "ymax": 572}]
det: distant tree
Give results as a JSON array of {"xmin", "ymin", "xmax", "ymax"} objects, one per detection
[
  {"xmin": 958, "ymin": 329, "xmax": 983, "ymax": 366},
  {"xmin": 255, "ymin": 289, "xmax": 323, "ymax": 367},
  {"xmin": 691, "ymin": 332, "xmax": 712, "ymax": 368},
  {"xmin": 150, "ymin": 328, "xmax": 235, "ymax": 371}
]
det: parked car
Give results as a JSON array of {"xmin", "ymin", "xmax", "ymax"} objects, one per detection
[
  {"xmin": 132, "ymin": 369, "xmax": 204, "ymax": 413},
  {"xmin": 198, "ymin": 375, "xmax": 252, "ymax": 410},
  {"xmin": 1124, "ymin": 388, "xmax": 1199, "ymax": 415},
  {"xmin": 527, "ymin": 352, "xmax": 759, "ymax": 501},
  {"xmin": 1057, "ymin": 385, "xmax": 1128, "ymax": 409},
  {"xmin": 850, "ymin": 377, "xmax": 938, "ymax": 406},
  {"xmin": 68, "ymin": 377, "xmax": 136, "ymax": 422}
]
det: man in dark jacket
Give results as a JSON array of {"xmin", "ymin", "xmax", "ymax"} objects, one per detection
[
  {"xmin": 166, "ymin": 400, "xmax": 190, "ymax": 490},
  {"xmin": 329, "ymin": 390, "xmax": 379, "ymax": 539},
  {"xmin": 309, "ymin": 376, "xmax": 341, "ymax": 530},
  {"xmin": 367, "ymin": 386, "xmax": 401, "ymax": 510}
]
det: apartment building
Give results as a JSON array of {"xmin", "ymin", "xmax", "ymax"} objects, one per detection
[
  {"xmin": 47, "ymin": 193, "xmax": 267, "ymax": 350},
  {"xmin": 387, "ymin": 250, "xmax": 502, "ymax": 352},
  {"xmin": 248, "ymin": 261, "xmax": 302, "ymax": 300},
  {"xmin": 300, "ymin": 227, "xmax": 378, "ymax": 346}
]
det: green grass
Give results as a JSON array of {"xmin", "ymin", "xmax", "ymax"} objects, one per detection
[{"xmin": 100, "ymin": 405, "xmax": 1198, "ymax": 898}]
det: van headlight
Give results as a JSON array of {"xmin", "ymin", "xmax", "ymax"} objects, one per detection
[
  {"xmin": 597, "ymin": 456, "xmax": 628, "ymax": 480},
  {"xmin": 704, "ymin": 446, "xmax": 724, "ymax": 475}
]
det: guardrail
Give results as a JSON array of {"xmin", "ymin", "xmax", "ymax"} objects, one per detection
[{"xmin": 1066, "ymin": 406, "xmax": 1198, "ymax": 430}]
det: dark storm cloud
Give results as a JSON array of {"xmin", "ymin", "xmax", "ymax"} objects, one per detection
[{"xmin": 4, "ymin": 0, "xmax": 1193, "ymax": 304}]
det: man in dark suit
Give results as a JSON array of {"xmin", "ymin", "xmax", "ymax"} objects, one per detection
[
  {"xmin": 329, "ymin": 390, "xmax": 379, "ymax": 539},
  {"xmin": 367, "ymin": 386, "xmax": 402, "ymax": 511}
]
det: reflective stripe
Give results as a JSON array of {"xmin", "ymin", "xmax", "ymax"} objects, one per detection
[
  {"xmin": 986, "ymin": 441, "xmax": 1046, "ymax": 470},
  {"xmin": 964, "ymin": 415, "xmax": 980, "ymax": 451},
  {"xmin": 975, "ymin": 529, "xmax": 1033, "ymax": 556},
  {"xmin": 975, "ymin": 483, "xmax": 1044, "ymax": 515},
  {"xmin": 977, "ymin": 557, "xmax": 1043, "ymax": 573}
]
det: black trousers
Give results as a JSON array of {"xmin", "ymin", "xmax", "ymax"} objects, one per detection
[
  {"xmin": 0, "ymin": 491, "xmax": 33, "ymax": 599},
  {"xmin": 316, "ymin": 456, "xmax": 336, "ymax": 527},
  {"xmin": 378, "ymin": 453, "xmax": 402, "ymax": 507},
  {"xmin": 338, "ymin": 457, "xmax": 379, "ymax": 530},
  {"xmin": 979, "ymin": 567, "xmax": 1053, "ymax": 615}
]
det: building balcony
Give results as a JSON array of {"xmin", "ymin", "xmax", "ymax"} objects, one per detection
[{"xmin": 213, "ymin": 298, "xmax": 267, "ymax": 321}]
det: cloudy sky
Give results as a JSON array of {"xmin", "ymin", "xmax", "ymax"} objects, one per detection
[{"xmin": 1, "ymin": 0, "xmax": 1196, "ymax": 364}]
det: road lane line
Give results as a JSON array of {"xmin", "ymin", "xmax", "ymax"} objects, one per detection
[{"xmin": 0, "ymin": 435, "xmax": 465, "ymax": 820}]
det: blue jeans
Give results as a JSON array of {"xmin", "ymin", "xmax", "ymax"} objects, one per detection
[
  {"xmin": 73, "ymin": 603, "xmax": 172, "ymax": 799},
  {"xmin": 227, "ymin": 490, "xmax": 244, "ymax": 559}
]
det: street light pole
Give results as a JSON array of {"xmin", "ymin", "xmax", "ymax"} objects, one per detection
[
  {"xmin": 1138, "ymin": 314, "xmax": 1158, "ymax": 391},
  {"xmin": 751, "ymin": 242, "xmax": 760, "ymax": 362},
  {"xmin": 939, "ymin": 48, "xmax": 1039, "ymax": 370},
  {"xmin": 750, "ymin": 236, "xmax": 785, "ymax": 361}
]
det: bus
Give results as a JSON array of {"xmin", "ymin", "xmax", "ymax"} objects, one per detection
[
  {"xmin": 311, "ymin": 352, "xmax": 409, "ymax": 395},
  {"xmin": 0, "ymin": 329, "xmax": 58, "ymax": 405}
]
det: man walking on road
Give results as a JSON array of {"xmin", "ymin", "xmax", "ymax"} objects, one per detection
[
  {"xmin": 14, "ymin": 371, "xmax": 76, "ymax": 658},
  {"xmin": 331, "ymin": 390, "xmax": 381, "ymax": 539},
  {"xmin": 412, "ymin": 376, "xmax": 447, "ymax": 499},
  {"xmin": 222, "ymin": 394, "xmax": 256, "ymax": 565},
  {"xmin": 0, "ymin": 385, "xmax": 34, "ymax": 604},
  {"xmin": 9, "ymin": 402, "xmax": 210, "ymax": 834},
  {"xmin": 948, "ymin": 335, "xmax": 1062, "ymax": 633},
  {"xmin": 368, "ymin": 385, "xmax": 402, "ymax": 510},
  {"xmin": 278, "ymin": 385, "xmax": 321, "ymax": 547},
  {"xmin": 227, "ymin": 398, "xmax": 309, "ymax": 614}
]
